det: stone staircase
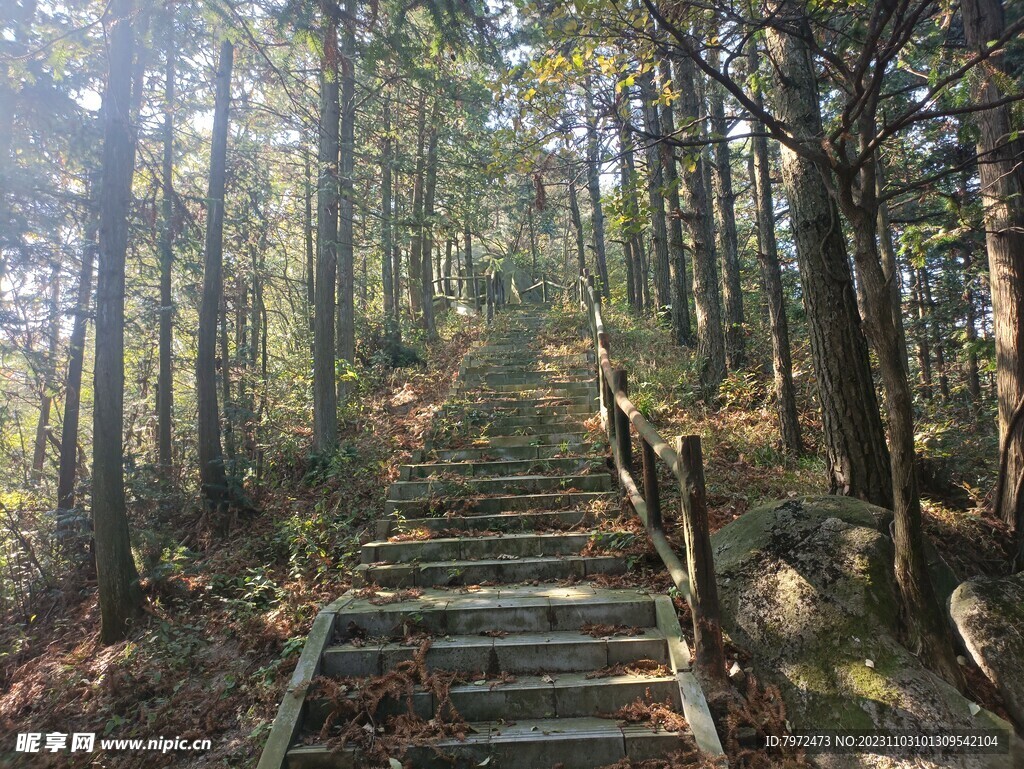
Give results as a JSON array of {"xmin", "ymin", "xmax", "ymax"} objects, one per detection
[{"xmin": 258, "ymin": 304, "xmax": 723, "ymax": 769}]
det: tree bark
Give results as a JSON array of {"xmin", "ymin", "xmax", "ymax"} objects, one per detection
[
  {"xmin": 32, "ymin": 261, "xmax": 60, "ymax": 482},
  {"xmin": 336, "ymin": 0, "xmax": 356, "ymax": 404},
  {"xmin": 408, "ymin": 95, "xmax": 427, "ymax": 318},
  {"xmin": 761, "ymin": 19, "xmax": 892, "ymax": 505},
  {"xmin": 747, "ymin": 43, "xmax": 802, "ymax": 454},
  {"xmin": 657, "ymin": 60, "xmax": 692, "ymax": 345},
  {"xmin": 93, "ymin": 0, "xmax": 143, "ymax": 643},
  {"xmin": 157, "ymin": 4, "xmax": 175, "ymax": 482},
  {"xmin": 671, "ymin": 55, "xmax": 725, "ymax": 395},
  {"xmin": 567, "ymin": 171, "xmax": 587, "ymax": 276},
  {"xmin": 381, "ymin": 93, "xmax": 396, "ymax": 336},
  {"xmin": 197, "ymin": 39, "xmax": 234, "ymax": 512},
  {"xmin": 305, "ymin": 150, "xmax": 315, "ymax": 351},
  {"xmin": 421, "ymin": 104, "xmax": 439, "ymax": 340},
  {"xmin": 312, "ymin": 6, "xmax": 339, "ymax": 452},
  {"xmin": 584, "ymin": 79, "xmax": 610, "ymax": 298},
  {"xmin": 961, "ymin": 0, "xmax": 1024, "ymax": 554},
  {"xmin": 707, "ymin": 48, "xmax": 744, "ymax": 370},
  {"xmin": 638, "ymin": 76, "xmax": 672, "ymax": 319}
]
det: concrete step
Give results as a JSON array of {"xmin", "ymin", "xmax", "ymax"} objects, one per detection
[
  {"xmin": 425, "ymin": 442, "xmax": 603, "ymax": 463},
  {"xmin": 402, "ymin": 455, "xmax": 603, "ymax": 479},
  {"xmin": 385, "ymin": 490, "xmax": 616, "ymax": 516},
  {"xmin": 305, "ymin": 672, "xmax": 679, "ymax": 728},
  {"xmin": 453, "ymin": 413, "xmax": 590, "ymax": 430},
  {"xmin": 287, "ymin": 717, "xmax": 692, "ymax": 769},
  {"xmin": 319, "ymin": 629, "xmax": 670, "ymax": 678},
  {"xmin": 443, "ymin": 399, "xmax": 594, "ymax": 416},
  {"xmin": 468, "ymin": 382, "xmax": 597, "ymax": 396},
  {"xmin": 334, "ymin": 586, "xmax": 657, "ymax": 640},
  {"xmin": 467, "ymin": 431, "xmax": 594, "ymax": 448},
  {"xmin": 353, "ymin": 553, "xmax": 626, "ymax": 588},
  {"xmin": 360, "ymin": 532, "xmax": 598, "ymax": 564},
  {"xmin": 387, "ymin": 473, "xmax": 611, "ymax": 501},
  {"xmin": 375, "ymin": 509, "xmax": 600, "ymax": 539}
]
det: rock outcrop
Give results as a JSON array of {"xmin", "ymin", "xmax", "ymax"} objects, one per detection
[{"xmin": 711, "ymin": 495, "xmax": 1019, "ymax": 768}]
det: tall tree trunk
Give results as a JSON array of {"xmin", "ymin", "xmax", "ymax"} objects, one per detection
[
  {"xmin": 707, "ymin": 48, "xmax": 745, "ymax": 370},
  {"xmin": 421, "ymin": 106, "xmax": 439, "ymax": 340},
  {"xmin": 963, "ymin": 248, "xmax": 983, "ymax": 402},
  {"xmin": 920, "ymin": 266, "xmax": 949, "ymax": 400},
  {"xmin": 657, "ymin": 60, "xmax": 692, "ymax": 345},
  {"xmin": 157, "ymin": 5, "xmax": 175, "ymax": 482},
  {"xmin": 32, "ymin": 261, "xmax": 60, "ymax": 482},
  {"xmin": 638, "ymin": 77, "xmax": 672, "ymax": 320},
  {"xmin": 567, "ymin": 172, "xmax": 587, "ymax": 275},
  {"xmin": 197, "ymin": 39, "xmax": 233, "ymax": 511},
  {"xmin": 962, "ymin": 0, "xmax": 1024, "ymax": 559},
  {"xmin": 408, "ymin": 95, "xmax": 426, "ymax": 318},
  {"xmin": 584, "ymin": 79, "xmax": 610, "ymax": 298},
  {"xmin": 464, "ymin": 223, "xmax": 475, "ymax": 307},
  {"xmin": 93, "ymin": 0, "xmax": 142, "ymax": 643},
  {"xmin": 875, "ymin": 161, "xmax": 909, "ymax": 373},
  {"xmin": 746, "ymin": 43, "xmax": 802, "ymax": 455},
  {"xmin": 381, "ymin": 92, "xmax": 396, "ymax": 335},
  {"xmin": 305, "ymin": 151, "xmax": 315, "ymax": 351},
  {"xmin": 621, "ymin": 136, "xmax": 649, "ymax": 314},
  {"xmin": 671, "ymin": 55, "xmax": 725, "ymax": 395},
  {"xmin": 336, "ymin": 0, "xmax": 355, "ymax": 404},
  {"xmin": 761, "ymin": 19, "xmax": 892, "ymax": 505},
  {"xmin": 312, "ymin": 6, "xmax": 339, "ymax": 452},
  {"xmin": 58, "ymin": 183, "xmax": 98, "ymax": 512},
  {"xmin": 913, "ymin": 269, "xmax": 934, "ymax": 399}
]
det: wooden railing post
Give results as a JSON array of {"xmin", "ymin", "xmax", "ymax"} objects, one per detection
[
  {"xmin": 612, "ymin": 369, "xmax": 632, "ymax": 472},
  {"xmin": 541, "ymin": 272, "xmax": 548, "ymax": 302},
  {"xmin": 676, "ymin": 435, "xmax": 726, "ymax": 687},
  {"xmin": 597, "ymin": 332, "xmax": 610, "ymax": 435},
  {"xmin": 486, "ymin": 274, "xmax": 494, "ymax": 323},
  {"xmin": 641, "ymin": 437, "xmax": 661, "ymax": 529}
]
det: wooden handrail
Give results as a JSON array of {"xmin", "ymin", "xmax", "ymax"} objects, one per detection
[{"xmin": 578, "ymin": 269, "xmax": 726, "ymax": 687}]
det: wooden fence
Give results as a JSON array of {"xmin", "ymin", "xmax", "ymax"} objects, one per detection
[{"xmin": 574, "ymin": 269, "xmax": 727, "ymax": 685}]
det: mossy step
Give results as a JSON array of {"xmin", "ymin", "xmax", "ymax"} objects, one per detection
[
  {"xmin": 448, "ymin": 412, "xmax": 590, "ymax": 430},
  {"xmin": 353, "ymin": 553, "xmax": 625, "ymax": 588},
  {"xmin": 387, "ymin": 473, "xmax": 611, "ymax": 501},
  {"xmin": 470, "ymin": 382, "xmax": 597, "ymax": 396},
  {"xmin": 443, "ymin": 400, "xmax": 593, "ymax": 417},
  {"xmin": 319, "ymin": 629, "xmax": 670, "ymax": 679},
  {"xmin": 384, "ymin": 490, "xmax": 616, "ymax": 516},
  {"xmin": 375, "ymin": 508, "xmax": 599, "ymax": 539},
  {"xmin": 360, "ymin": 532, "xmax": 599, "ymax": 564},
  {"xmin": 286, "ymin": 717, "xmax": 692, "ymax": 769},
  {"xmin": 459, "ymin": 431, "xmax": 595, "ymax": 448},
  {"xmin": 334, "ymin": 586, "xmax": 657, "ymax": 638}
]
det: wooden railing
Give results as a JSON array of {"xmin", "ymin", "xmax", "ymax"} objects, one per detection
[{"xmin": 576, "ymin": 269, "xmax": 726, "ymax": 686}]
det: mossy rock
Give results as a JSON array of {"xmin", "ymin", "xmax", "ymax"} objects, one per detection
[
  {"xmin": 711, "ymin": 496, "xmax": 1020, "ymax": 768},
  {"xmin": 950, "ymin": 573, "xmax": 1024, "ymax": 731}
]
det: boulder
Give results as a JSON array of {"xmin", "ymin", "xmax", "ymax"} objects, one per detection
[
  {"xmin": 712, "ymin": 496, "xmax": 1020, "ymax": 768},
  {"xmin": 949, "ymin": 573, "xmax": 1024, "ymax": 730}
]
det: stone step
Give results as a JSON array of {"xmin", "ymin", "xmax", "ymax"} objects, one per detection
[
  {"xmin": 402, "ymin": 455, "xmax": 603, "ymax": 479},
  {"xmin": 334, "ymin": 586, "xmax": 657, "ymax": 641},
  {"xmin": 453, "ymin": 413, "xmax": 590, "ymax": 430},
  {"xmin": 468, "ymin": 382, "xmax": 597, "ymax": 396},
  {"xmin": 319, "ymin": 629, "xmax": 670, "ymax": 678},
  {"xmin": 470, "ymin": 431, "xmax": 594, "ymax": 448},
  {"xmin": 353, "ymin": 553, "xmax": 625, "ymax": 588},
  {"xmin": 387, "ymin": 473, "xmax": 611, "ymax": 501},
  {"xmin": 464, "ymin": 352, "xmax": 591, "ymax": 366},
  {"xmin": 360, "ymin": 532, "xmax": 598, "ymax": 564},
  {"xmin": 306, "ymin": 672, "xmax": 680, "ymax": 728},
  {"xmin": 385, "ymin": 490, "xmax": 616, "ymax": 516},
  {"xmin": 376, "ymin": 509, "xmax": 599, "ymax": 539},
  {"xmin": 460, "ymin": 364, "xmax": 593, "ymax": 378},
  {"xmin": 425, "ymin": 442, "xmax": 603, "ymax": 463},
  {"xmin": 443, "ymin": 399, "xmax": 593, "ymax": 416},
  {"xmin": 287, "ymin": 717, "xmax": 691, "ymax": 769}
]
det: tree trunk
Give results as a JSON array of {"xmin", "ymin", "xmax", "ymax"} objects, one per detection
[
  {"xmin": 762, "ymin": 17, "xmax": 892, "ymax": 505},
  {"xmin": 567, "ymin": 172, "xmax": 587, "ymax": 275},
  {"xmin": 32, "ymin": 261, "xmax": 61, "ymax": 482},
  {"xmin": 963, "ymin": 248, "xmax": 983, "ymax": 402},
  {"xmin": 305, "ymin": 151, "xmax": 315, "ymax": 350},
  {"xmin": 421, "ymin": 106, "xmax": 439, "ymax": 340},
  {"xmin": 93, "ymin": 0, "xmax": 143, "ymax": 643},
  {"xmin": 336, "ymin": 0, "xmax": 355, "ymax": 404},
  {"xmin": 707, "ymin": 48, "xmax": 744, "ymax": 369},
  {"xmin": 875, "ymin": 161, "xmax": 909, "ymax": 374},
  {"xmin": 381, "ymin": 93, "xmax": 396, "ymax": 336},
  {"xmin": 197, "ymin": 39, "xmax": 233, "ymax": 512},
  {"xmin": 920, "ymin": 266, "xmax": 949, "ymax": 400},
  {"xmin": 157, "ymin": 6, "xmax": 175, "ymax": 482},
  {"xmin": 58, "ymin": 181, "xmax": 98, "ymax": 512},
  {"xmin": 584, "ymin": 79, "xmax": 610, "ymax": 298},
  {"xmin": 638, "ymin": 76, "xmax": 672, "ymax": 319},
  {"xmin": 913, "ymin": 269, "xmax": 934, "ymax": 399},
  {"xmin": 746, "ymin": 44, "xmax": 802, "ymax": 455},
  {"xmin": 671, "ymin": 55, "xmax": 725, "ymax": 395},
  {"xmin": 962, "ymin": 0, "xmax": 1024, "ymax": 557},
  {"xmin": 408, "ymin": 95, "xmax": 427, "ymax": 318},
  {"xmin": 657, "ymin": 60, "xmax": 692, "ymax": 345},
  {"xmin": 312, "ymin": 6, "xmax": 339, "ymax": 452},
  {"xmin": 464, "ymin": 224, "xmax": 475, "ymax": 308}
]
